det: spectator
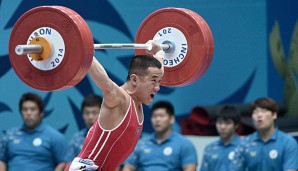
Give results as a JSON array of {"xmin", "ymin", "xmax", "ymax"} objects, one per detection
[
  {"xmin": 0, "ymin": 92, "xmax": 67, "ymax": 171},
  {"xmin": 123, "ymin": 101, "xmax": 197, "ymax": 171},
  {"xmin": 201, "ymin": 105, "xmax": 242, "ymax": 171},
  {"xmin": 229, "ymin": 97, "xmax": 298, "ymax": 171}
]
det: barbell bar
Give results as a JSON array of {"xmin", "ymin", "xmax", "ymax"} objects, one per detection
[{"xmin": 15, "ymin": 43, "xmax": 173, "ymax": 55}]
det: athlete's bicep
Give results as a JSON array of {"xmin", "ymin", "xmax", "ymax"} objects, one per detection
[
  {"xmin": 102, "ymin": 83, "xmax": 126, "ymax": 109},
  {"xmin": 89, "ymin": 57, "xmax": 114, "ymax": 93},
  {"xmin": 89, "ymin": 57, "xmax": 124, "ymax": 108}
]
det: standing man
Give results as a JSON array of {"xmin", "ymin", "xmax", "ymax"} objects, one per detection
[
  {"xmin": 66, "ymin": 94, "xmax": 103, "ymax": 162},
  {"xmin": 0, "ymin": 92, "xmax": 67, "ymax": 171},
  {"xmin": 65, "ymin": 41, "xmax": 165, "ymax": 171},
  {"xmin": 229, "ymin": 97, "xmax": 298, "ymax": 171},
  {"xmin": 123, "ymin": 101, "xmax": 197, "ymax": 171},
  {"xmin": 201, "ymin": 105, "xmax": 242, "ymax": 171}
]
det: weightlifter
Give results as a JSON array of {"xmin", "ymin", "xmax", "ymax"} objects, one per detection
[
  {"xmin": 65, "ymin": 41, "xmax": 165, "ymax": 171},
  {"xmin": 9, "ymin": 6, "xmax": 214, "ymax": 171}
]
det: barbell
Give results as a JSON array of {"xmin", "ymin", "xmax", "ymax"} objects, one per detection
[{"xmin": 9, "ymin": 6, "xmax": 214, "ymax": 91}]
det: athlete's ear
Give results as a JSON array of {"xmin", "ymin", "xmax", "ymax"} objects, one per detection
[{"xmin": 130, "ymin": 74, "xmax": 138, "ymax": 86}]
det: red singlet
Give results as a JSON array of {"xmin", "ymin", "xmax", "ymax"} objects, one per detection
[{"xmin": 66, "ymin": 97, "xmax": 143, "ymax": 171}]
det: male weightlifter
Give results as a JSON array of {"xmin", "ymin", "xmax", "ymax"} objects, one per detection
[{"xmin": 65, "ymin": 41, "xmax": 165, "ymax": 171}]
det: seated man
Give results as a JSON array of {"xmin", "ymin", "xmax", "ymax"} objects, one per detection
[
  {"xmin": 201, "ymin": 105, "xmax": 242, "ymax": 171},
  {"xmin": 0, "ymin": 92, "xmax": 67, "ymax": 171},
  {"xmin": 229, "ymin": 97, "xmax": 298, "ymax": 171},
  {"xmin": 123, "ymin": 101, "xmax": 197, "ymax": 171}
]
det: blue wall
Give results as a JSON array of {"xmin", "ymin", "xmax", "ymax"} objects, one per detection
[{"xmin": 0, "ymin": 0, "xmax": 297, "ymax": 141}]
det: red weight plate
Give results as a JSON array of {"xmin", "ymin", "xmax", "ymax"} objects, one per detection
[
  {"xmin": 53, "ymin": 6, "xmax": 94, "ymax": 88},
  {"xmin": 135, "ymin": 8, "xmax": 214, "ymax": 86},
  {"xmin": 166, "ymin": 8, "xmax": 212, "ymax": 86},
  {"xmin": 51, "ymin": 6, "xmax": 88, "ymax": 89},
  {"xmin": 9, "ymin": 6, "xmax": 94, "ymax": 91},
  {"xmin": 180, "ymin": 8, "xmax": 214, "ymax": 86}
]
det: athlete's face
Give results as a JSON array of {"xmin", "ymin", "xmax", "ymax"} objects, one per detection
[
  {"xmin": 151, "ymin": 108, "xmax": 174, "ymax": 134},
  {"xmin": 216, "ymin": 118, "xmax": 237, "ymax": 140},
  {"xmin": 21, "ymin": 101, "xmax": 43, "ymax": 131},
  {"xmin": 83, "ymin": 106, "xmax": 101, "ymax": 129},
  {"xmin": 136, "ymin": 67, "xmax": 163, "ymax": 105},
  {"xmin": 252, "ymin": 107, "xmax": 276, "ymax": 131}
]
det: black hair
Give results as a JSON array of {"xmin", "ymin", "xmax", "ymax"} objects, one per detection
[
  {"xmin": 19, "ymin": 92, "xmax": 44, "ymax": 113},
  {"xmin": 81, "ymin": 94, "xmax": 103, "ymax": 112},
  {"xmin": 216, "ymin": 105, "xmax": 240, "ymax": 125},
  {"xmin": 152, "ymin": 101, "xmax": 174, "ymax": 116},
  {"xmin": 126, "ymin": 55, "xmax": 162, "ymax": 81}
]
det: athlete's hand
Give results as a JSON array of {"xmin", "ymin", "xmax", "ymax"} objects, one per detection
[{"xmin": 146, "ymin": 36, "xmax": 164, "ymax": 56}]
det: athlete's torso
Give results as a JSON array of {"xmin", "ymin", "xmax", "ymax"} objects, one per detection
[{"xmin": 77, "ymin": 97, "xmax": 143, "ymax": 171}]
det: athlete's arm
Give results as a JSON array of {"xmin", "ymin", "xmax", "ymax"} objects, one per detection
[{"xmin": 89, "ymin": 57, "xmax": 124, "ymax": 108}]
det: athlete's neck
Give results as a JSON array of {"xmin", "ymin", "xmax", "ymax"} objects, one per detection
[
  {"xmin": 121, "ymin": 83, "xmax": 132, "ymax": 94},
  {"xmin": 121, "ymin": 84, "xmax": 141, "ymax": 106}
]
